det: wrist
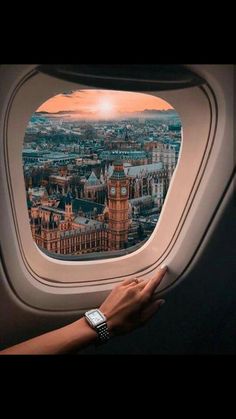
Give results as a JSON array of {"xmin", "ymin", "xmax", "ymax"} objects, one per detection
[
  {"xmin": 100, "ymin": 313, "xmax": 114, "ymax": 333},
  {"xmin": 74, "ymin": 317, "xmax": 98, "ymax": 341},
  {"xmin": 84, "ymin": 309, "xmax": 111, "ymax": 343}
]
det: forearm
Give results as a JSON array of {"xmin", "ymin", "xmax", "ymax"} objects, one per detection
[
  {"xmin": 0, "ymin": 317, "xmax": 97, "ymax": 355},
  {"xmin": 0, "ymin": 267, "xmax": 167, "ymax": 354}
]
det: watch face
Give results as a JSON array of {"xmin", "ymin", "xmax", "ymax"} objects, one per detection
[
  {"xmin": 121, "ymin": 186, "xmax": 127, "ymax": 195},
  {"xmin": 86, "ymin": 309, "xmax": 106, "ymax": 327},
  {"xmin": 110, "ymin": 186, "xmax": 116, "ymax": 196}
]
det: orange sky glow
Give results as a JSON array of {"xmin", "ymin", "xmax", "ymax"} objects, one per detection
[{"xmin": 37, "ymin": 90, "xmax": 173, "ymax": 120}]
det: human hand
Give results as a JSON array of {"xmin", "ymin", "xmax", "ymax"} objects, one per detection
[{"xmin": 99, "ymin": 266, "xmax": 167, "ymax": 335}]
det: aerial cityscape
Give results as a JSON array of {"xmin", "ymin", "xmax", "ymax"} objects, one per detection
[{"xmin": 23, "ymin": 90, "xmax": 182, "ymax": 257}]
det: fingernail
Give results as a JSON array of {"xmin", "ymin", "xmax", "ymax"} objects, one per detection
[
  {"xmin": 160, "ymin": 264, "xmax": 167, "ymax": 270},
  {"xmin": 159, "ymin": 299, "xmax": 166, "ymax": 306}
]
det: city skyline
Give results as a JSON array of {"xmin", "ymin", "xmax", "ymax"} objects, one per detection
[
  {"xmin": 37, "ymin": 90, "xmax": 173, "ymax": 120},
  {"xmin": 24, "ymin": 90, "xmax": 181, "ymax": 257}
]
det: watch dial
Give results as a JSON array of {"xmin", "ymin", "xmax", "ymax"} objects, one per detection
[
  {"xmin": 110, "ymin": 186, "xmax": 116, "ymax": 195},
  {"xmin": 89, "ymin": 311, "xmax": 103, "ymax": 325},
  {"xmin": 121, "ymin": 186, "xmax": 127, "ymax": 195}
]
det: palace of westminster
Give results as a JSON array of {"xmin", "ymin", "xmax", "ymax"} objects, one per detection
[{"xmin": 27, "ymin": 140, "xmax": 178, "ymax": 255}]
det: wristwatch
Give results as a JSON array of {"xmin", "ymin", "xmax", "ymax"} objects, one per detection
[{"xmin": 84, "ymin": 309, "xmax": 110, "ymax": 343}]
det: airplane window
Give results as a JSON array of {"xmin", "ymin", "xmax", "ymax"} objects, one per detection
[{"xmin": 23, "ymin": 89, "xmax": 182, "ymax": 259}]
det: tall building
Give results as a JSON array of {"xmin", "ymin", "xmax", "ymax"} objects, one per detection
[
  {"xmin": 108, "ymin": 161, "xmax": 129, "ymax": 251},
  {"xmin": 107, "ymin": 162, "xmax": 170, "ymax": 211}
]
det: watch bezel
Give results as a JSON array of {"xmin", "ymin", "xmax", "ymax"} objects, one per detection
[{"xmin": 85, "ymin": 309, "xmax": 107, "ymax": 328}]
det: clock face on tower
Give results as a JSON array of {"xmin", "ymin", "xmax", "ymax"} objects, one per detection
[
  {"xmin": 121, "ymin": 186, "xmax": 127, "ymax": 195},
  {"xmin": 110, "ymin": 186, "xmax": 116, "ymax": 196}
]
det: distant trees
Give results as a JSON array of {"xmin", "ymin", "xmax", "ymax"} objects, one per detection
[{"xmin": 24, "ymin": 167, "xmax": 53, "ymax": 188}]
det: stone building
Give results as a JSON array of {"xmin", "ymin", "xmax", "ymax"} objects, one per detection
[{"xmin": 29, "ymin": 163, "xmax": 131, "ymax": 255}]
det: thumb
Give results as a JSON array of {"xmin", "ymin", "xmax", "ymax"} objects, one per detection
[{"xmin": 141, "ymin": 299, "xmax": 166, "ymax": 324}]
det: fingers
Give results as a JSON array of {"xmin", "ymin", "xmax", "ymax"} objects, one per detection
[
  {"xmin": 121, "ymin": 265, "xmax": 167, "ymax": 294},
  {"xmin": 121, "ymin": 277, "xmax": 142, "ymax": 286},
  {"xmin": 141, "ymin": 299, "xmax": 166, "ymax": 323},
  {"xmin": 141, "ymin": 266, "xmax": 168, "ymax": 298}
]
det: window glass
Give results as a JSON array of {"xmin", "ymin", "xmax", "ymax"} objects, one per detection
[{"xmin": 23, "ymin": 90, "xmax": 182, "ymax": 257}]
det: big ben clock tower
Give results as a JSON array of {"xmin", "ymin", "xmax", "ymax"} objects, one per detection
[{"xmin": 108, "ymin": 161, "xmax": 129, "ymax": 251}]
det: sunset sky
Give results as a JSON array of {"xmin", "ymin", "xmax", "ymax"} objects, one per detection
[{"xmin": 37, "ymin": 90, "xmax": 173, "ymax": 120}]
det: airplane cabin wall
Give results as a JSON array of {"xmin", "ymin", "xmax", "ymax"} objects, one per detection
[{"xmin": 0, "ymin": 64, "xmax": 235, "ymax": 353}]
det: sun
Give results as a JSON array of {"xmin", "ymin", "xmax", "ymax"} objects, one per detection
[{"xmin": 98, "ymin": 99, "xmax": 115, "ymax": 118}]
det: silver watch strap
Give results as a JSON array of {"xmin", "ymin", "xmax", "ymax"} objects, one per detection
[{"xmin": 96, "ymin": 322, "xmax": 110, "ymax": 343}]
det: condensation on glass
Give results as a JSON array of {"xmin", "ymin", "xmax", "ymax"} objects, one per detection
[{"xmin": 23, "ymin": 89, "xmax": 182, "ymax": 259}]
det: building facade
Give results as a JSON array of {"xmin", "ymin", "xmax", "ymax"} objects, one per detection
[
  {"xmin": 107, "ymin": 161, "xmax": 130, "ymax": 251},
  {"xmin": 29, "ymin": 163, "xmax": 131, "ymax": 255},
  {"xmin": 83, "ymin": 171, "xmax": 106, "ymax": 203}
]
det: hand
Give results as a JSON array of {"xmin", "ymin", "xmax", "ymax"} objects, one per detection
[{"xmin": 99, "ymin": 266, "xmax": 167, "ymax": 335}]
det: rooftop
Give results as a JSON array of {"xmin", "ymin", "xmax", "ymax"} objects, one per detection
[
  {"xmin": 130, "ymin": 195, "xmax": 153, "ymax": 205},
  {"xmin": 49, "ymin": 175, "xmax": 73, "ymax": 181},
  {"xmin": 108, "ymin": 162, "xmax": 163, "ymax": 178},
  {"xmin": 110, "ymin": 161, "xmax": 127, "ymax": 181},
  {"xmin": 73, "ymin": 216, "xmax": 102, "ymax": 228},
  {"xmin": 100, "ymin": 150, "xmax": 147, "ymax": 159},
  {"xmin": 58, "ymin": 198, "xmax": 105, "ymax": 216},
  {"xmin": 85, "ymin": 171, "xmax": 101, "ymax": 186},
  {"xmin": 40, "ymin": 206, "xmax": 65, "ymax": 215}
]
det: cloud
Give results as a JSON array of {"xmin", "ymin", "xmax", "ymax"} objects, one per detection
[
  {"xmin": 55, "ymin": 110, "xmax": 96, "ymax": 116},
  {"xmin": 35, "ymin": 107, "xmax": 178, "ymax": 121},
  {"xmin": 61, "ymin": 93, "xmax": 74, "ymax": 98},
  {"xmin": 36, "ymin": 110, "xmax": 81, "ymax": 115},
  {"xmin": 59, "ymin": 90, "xmax": 89, "ymax": 98},
  {"xmin": 35, "ymin": 109, "xmax": 96, "ymax": 119},
  {"xmin": 141, "ymin": 109, "xmax": 175, "ymax": 114},
  {"xmin": 35, "ymin": 111, "xmax": 51, "ymax": 114},
  {"xmin": 54, "ymin": 110, "xmax": 78, "ymax": 115}
]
